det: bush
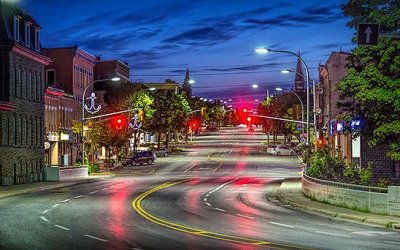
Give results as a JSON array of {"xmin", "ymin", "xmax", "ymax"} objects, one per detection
[{"xmin": 89, "ymin": 163, "xmax": 100, "ymax": 173}]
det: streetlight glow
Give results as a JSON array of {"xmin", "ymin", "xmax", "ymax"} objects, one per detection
[
  {"xmin": 188, "ymin": 79, "xmax": 195, "ymax": 84},
  {"xmin": 111, "ymin": 77, "xmax": 121, "ymax": 81},
  {"xmin": 252, "ymin": 84, "xmax": 259, "ymax": 89},
  {"xmin": 281, "ymin": 70, "xmax": 291, "ymax": 74},
  {"xmin": 149, "ymin": 87, "xmax": 156, "ymax": 91},
  {"xmin": 275, "ymin": 87, "xmax": 283, "ymax": 91},
  {"xmin": 255, "ymin": 48, "xmax": 269, "ymax": 54}
]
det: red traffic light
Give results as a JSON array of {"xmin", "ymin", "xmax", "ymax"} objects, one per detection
[
  {"xmin": 243, "ymin": 108, "xmax": 247, "ymax": 113},
  {"xmin": 247, "ymin": 117, "xmax": 252, "ymax": 122},
  {"xmin": 111, "ymin": 115, "xmax": 127, "ymax": 130}
]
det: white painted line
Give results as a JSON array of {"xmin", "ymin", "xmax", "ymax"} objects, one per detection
[
  {"xmin": 101, "ymin": 188, "xmax": 108, "ymax": 190},
  {"xmin": 54, "ymin": 225, "xmax": 70, "ymax": 231},
  {"xmin": 89, "ymin": 191, "xmax": 98, "ymax": 194},
  {"xmin": 209, "ymin": 178, "xmax": 238, "ymax": 194},
  {"xmin": 184, "ymin": 164, "xmax": 197, "ymax": 172},
  {"xmin": 205, "ymin": 203, "xmax": 212, "ymax": 207},
  {"xmin": 237, "ymin": 214, "xmax": 254, "ymax": 220},
  {"xmin": 215, "ymin": 208, "xmax": 226, "ymax": 212},
  {"xmin": 269, "ymin": 222, "xmax": 295, "ymax": 228},
  {"xmin": 84, "ymin": 234, "xmax": 108, "ymax": 242},
  {"xmin": 315, "ymin": 231, "xmax": 351, "ymax": 238},
  {"xmin": 42, "ymin": 210, "xmax": 49, "ymax": 214},
  {"xmin": 40, "ymin": 216, "xmax": 49, "ymax": 222},
  {"xmin": 52, "ymin": 204, "xmax": 60, "ymax": 208},
  {"xmin": 148, "ymin": 170, "xmax": 155, "ymax": 174},
  {"xmin": 384, "ymin": 241, "xmax": 400, "ymax": 246},
  {"xmin": 203, "ymin": 197, "xmax": 207, "ymax": 202},
  {"xmin": 205, "ymin": 194, "xmax": 209, "ymax": 197},
  {"xmin": 74, "ymin": 195, "xmax": 84, "ymax": 199},
  {"xmin": 62, "ymin": 199, "xmax": 71, "ymax": 203},
  {"xmin": 229, "ymin": 150, "xmax": 232, "ymax": 154}
]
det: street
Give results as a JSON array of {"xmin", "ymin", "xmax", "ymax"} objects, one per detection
[{"xmin": 0, "ymin": 127, "xmax": 399, "ymax": 250}]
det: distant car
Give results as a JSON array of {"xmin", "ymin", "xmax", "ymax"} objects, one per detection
[
  {"xmin": 148, "ymin": 146, "xmax": 171, "ymax": 157},
  {"xmin": 237, "ymin": 124, "xmax": 247, "ymax": 128},
  {"xmin": 122, "ymin": 151, "xmax": 157, "ymax": 166},
  {"xmin": 266, "ymin": 145, "xmax": 277, "ymax": 154},
  {"xmin": 272, "ymin": 145, "xmax": 296, "ymax": 156}
]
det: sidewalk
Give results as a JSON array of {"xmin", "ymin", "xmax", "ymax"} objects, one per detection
[
  {"xmin": 277, "ymin": 178, "xmax": 400, "ymax": 230},
  {"xmin": 0, "ymin": 173, "xmax": 114, "ymax": 199}
]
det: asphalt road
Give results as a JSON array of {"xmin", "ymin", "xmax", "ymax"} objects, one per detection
[{"xmin": 0, "ymin": 127, "xmax": 399, "ymax": 249}]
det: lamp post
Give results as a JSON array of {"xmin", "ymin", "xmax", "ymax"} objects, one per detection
[
  {"xmin": 256, "ymin": 48, "xmax": 311, "ymax": 168},
  {"xmin": 275, "ymin": 87, "xmax": 304, "ymax": 135},
  {"xmin": 81, "ymin": 77, "xmax": 120, "ymax": 166}
]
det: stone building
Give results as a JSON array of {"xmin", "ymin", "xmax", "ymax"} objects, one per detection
[{"xmin": 0, "ymin": 2, "xmax": 51, "ymax": 185}]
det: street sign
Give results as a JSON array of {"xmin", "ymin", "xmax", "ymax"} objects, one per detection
[{"xmin": 358, "ymin": 24, "xmax": 379, "ymax": 45}]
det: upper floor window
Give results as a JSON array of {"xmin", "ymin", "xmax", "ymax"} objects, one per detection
[
  {"xmin": 46, "ymin": 69, "xmax": 55, "ymax": 86},
  {"xmin": 25, "ymin": 22, "xmax": 31, "ymax": 47},
  {"xmin": 13, "ymin": 16, "xmax": 20, "ymax": 42},
  {"xmin": 34, "ymin": 27, "xmax": 40, "ymax": 51}
]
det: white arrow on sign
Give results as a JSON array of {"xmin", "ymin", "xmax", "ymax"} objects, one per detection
[{"xmin": 365, "ymin": 26, "xmax": 372, "ymax": 43}]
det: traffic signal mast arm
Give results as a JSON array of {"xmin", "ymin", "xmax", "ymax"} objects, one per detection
[
  {"xmin": 83, "ymin": 108, "xmax": 142, "ymax": 121},
  {"xmin": 250, "ymin": 114, "xmax": 308, "ymax": 125}
]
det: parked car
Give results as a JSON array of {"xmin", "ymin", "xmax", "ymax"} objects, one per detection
[
  {"xmin": 266, "ymin": 145, "xmax": 277, "ymax": 155},
  {"xmin": 148, "ymin": 146, "xmax": 171, "ymax": 157},
  {"xmin": 122, "ymin": 151, "xmax": 157, "ymax": 166},
  {"xmin": 272, "ymin": 145, "xmax": 296, "ymax": 156}
]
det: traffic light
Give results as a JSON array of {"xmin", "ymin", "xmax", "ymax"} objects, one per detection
[
  {"xmin": 111, "ymin": 115, "xmax": 127, "ymax": 130},
  {"xmin": 243, "ymin": 108, "xmax": 248, "ymax": 113},
  {"xmin": 247, "ymin": 117, "xmax": 252, "ymax": 122}
]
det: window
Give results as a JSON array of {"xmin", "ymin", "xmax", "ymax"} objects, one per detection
[
  {"xmin": 34, "ymin": 27, "xmax": 40, "ymax": 51},
  {"xmin": 13, "ymin": 16, "xmax": 20, "ymax": 42},
  {"xmin": 46, "ymin": 69, "xmax": 55, "ymax": 86},
  {"xmin": 25, "ymin": 22, "xmax": 31, "ymax": 47}
]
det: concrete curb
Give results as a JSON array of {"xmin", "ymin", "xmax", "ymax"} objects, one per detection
[
  {"xmin": 0, "ymin": 174, "xmax": 114, "ymax": 200},
  {"xmin": 276, "ymin": 192, "xmax": 400, "ymax": 230}
]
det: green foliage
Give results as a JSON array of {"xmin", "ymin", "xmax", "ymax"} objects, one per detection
[
  {"xmin": 337, "ymin": 1, "xmax": 400, "ymax": 160},
  {"xmin": 90, "ymin": 163, "xmax": 100, "ymax": 173},
  {"xmin": 307, "ymin": 148, "xmax": 375, "ymax": 186}
]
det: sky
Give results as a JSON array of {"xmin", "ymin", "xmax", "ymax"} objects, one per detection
[{"xmin": 19, "ymin": 0, "xmax": 355, "ymax": 108}]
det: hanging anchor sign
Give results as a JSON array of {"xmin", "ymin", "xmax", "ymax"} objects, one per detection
[
  {"xmin": 84, "ymin": 93, "xmax": 102, "ymax": 114},
  {"xmin": 129, "ymin": 114, "xmax": 142, "ymax": 131}
]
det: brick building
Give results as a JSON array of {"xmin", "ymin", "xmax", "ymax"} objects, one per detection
[
  {"xmin": 317, "ymin": 51, "xmax": 400, "ymax": 184},
  {"xmin": 43, "ymin": 45, "xmax": 96, "ymax": 163},
  {"xmin": 0, "ymin": 2, "xmax": 51, "ymax": 185},
  {"xmin": 44, "ymin": 87, "xmax": 74, "ymax": 166}
]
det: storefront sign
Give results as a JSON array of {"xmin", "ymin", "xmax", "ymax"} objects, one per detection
[
  {"xmin": 350, "ymin": 118, "xmax": 362, "ymax": 130},
  {"xmin": 336, "ymin": 121, "xmax": 344, "ymax": 133},
  {"xmin": 60, "ymin": 132, "xmax": 70, "ymax": 141}
]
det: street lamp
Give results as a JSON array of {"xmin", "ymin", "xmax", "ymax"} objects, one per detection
[
  {"xmin": 256, "ymin": 47, "xmax": 311, "ymax": 168},
  {"xmin": 188, "ymin": 79, "xmax": 195, "ymax": 84},
  {"xmin": 275, "ymin": 87, "xmax": 304, "ymax": 135},
  {"xmin": 81, "ymin": 77, "xmax": 121, "ymax": 166}
]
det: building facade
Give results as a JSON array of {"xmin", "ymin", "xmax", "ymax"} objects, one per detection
[
  {"xmin": 44, "ymin": 87, "xmax": 74, "ymax": 166},
  {"xmin": 0, "ymin": 2, "xmax": 51, "ymax": 185},
  {"xmin": 43, "ymin": 45, "xmax": 96, "ymax": 163}
]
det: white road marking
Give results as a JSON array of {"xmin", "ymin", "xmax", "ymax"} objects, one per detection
[
  {"xmin": 40, "ymin": 216, "xmax": 49, "ymax": 222},
  {"xmin": 205, "ymin": 203, "xmax": 212, "ymax": 207},
  {"xmin": 352, "ymin": 231, "xmax": 397, "ymax": 237},
  {"xmin": 89, "ymin": 191, "xmax": 98, "ymax": 194},
  {"xmin": 148, "ymin": 170, "xmax": 155, "ymax": 174},
  {"xmin": 384, "ymin": 241, "xmax": 400, "ymax": 246},
  {"xmin": 62, "ymin": 199, "xmax": 71, "ymax": 203},
  {"xmin": 209, "ymin": 178, "xmax": 238, "ymax": 194},
  {"xmin": 315, "ymin": 231, "xmax": 351, "ymax": 238},
  {"xmin": 215, "ymin": 208, "xmax": 226, "ymax": 212},
  {"xmin": 54, "ymin": 225, "xmax": 70, "ymax": 231},
  {"xmin": 203, "ymin": 197, "xmax": 207, "ymax": 202},
  {"xmin": 237, "ymin": 214, "xmax": 254, "ymax": 220},
  {"xmin": 184, "ymin": 164, "xmax": 197, "ymax": 172},
  {"xmin": 52, "ymin": 204, "xmax": 60, "ymax": 208},
  {"xmin": 229, "ymin": 150, "xmax": 232, "ymax": 154},
  {"xmin": 74, "ymin": 195, "xmax": 84, "ymax": 199},
  {"xmin": 42, "ymin": 210, "xmax": 49, "ymax": 214},
  {"xmin": 84, "ymin": 234, "xmax": 108, "ymax": 242},
  {"xmin": 101, "ymin": 187, "xmax": 108, "ymax": 190},
  {"xmin": 269, "ymin": 222, "xmax": 295, "ymax": 228},
  {"xmin": 205, "ymin": 194, "xmax": 209, "ymax": 197}
]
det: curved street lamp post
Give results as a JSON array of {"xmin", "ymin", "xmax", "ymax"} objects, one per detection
[
  {"xmin": 81, "ymin": 77, "xmax": 120, "ymax": 166},
  {"xmin": 256, "ymin": 48, "xmax": 311, "ymax": 168}
]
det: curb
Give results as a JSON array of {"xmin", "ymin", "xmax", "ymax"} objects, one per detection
[
  {"xmin": 0, "ymin": 175, "xmax": 114, "ymax": 200},
  {"xmin": 276, "ymin": 192, "xmax": 400, "ymax": 230}
]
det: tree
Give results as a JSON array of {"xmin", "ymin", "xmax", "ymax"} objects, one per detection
[{"xmin": 337, "ymin": 0, "xmax": 400, "ymax": 160}]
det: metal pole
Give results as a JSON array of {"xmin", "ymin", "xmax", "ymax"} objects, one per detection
[{"xmin": 313, "ymin": 79, "xmax": 318, "ymax": 140}]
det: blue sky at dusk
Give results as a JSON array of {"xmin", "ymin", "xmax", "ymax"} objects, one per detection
[{"xmin": 21, "ymin": 0, "xmax": 354, "ymax": 108}]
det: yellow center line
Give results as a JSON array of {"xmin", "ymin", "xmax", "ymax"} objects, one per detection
[{"xmin": 132, "ymin": 180, "xmax": 311, "ymax": 249}]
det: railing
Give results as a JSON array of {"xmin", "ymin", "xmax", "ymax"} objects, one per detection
[{"xmin": 303, "ymin": 173, "xmax": 388, "ymax": 193}]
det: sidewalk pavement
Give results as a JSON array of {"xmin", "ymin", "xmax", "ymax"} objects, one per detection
[
  {"xmin": 0, "ymin": 173, "xmax": 114, "ymax": 200},
  {"xmin": 277, "ymin": 178, "xmax": 400, "ymax": 230}
]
